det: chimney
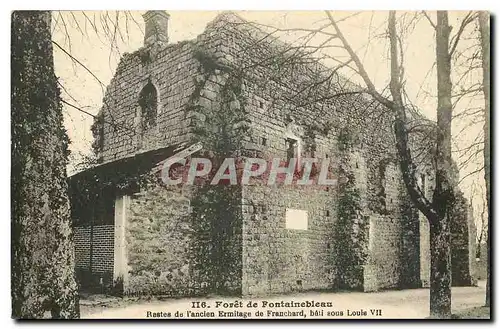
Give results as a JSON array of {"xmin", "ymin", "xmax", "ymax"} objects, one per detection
[{"xmin": 143, "ymin": 11, "xmax": 170, "ymax": 47}]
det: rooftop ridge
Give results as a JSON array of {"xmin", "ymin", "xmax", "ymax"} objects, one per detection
[
  {"xmin": 204, "ymin": 11, "xmax": 364, "ymax": 92},
  {"xmin": 202, "ymin": 11, "xmax": 431, "ymax": 121}
]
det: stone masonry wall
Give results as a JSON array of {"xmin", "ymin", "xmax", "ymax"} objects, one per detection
[
  {"xmin": 399, "ymin": 194, "xmax": 422, "ymax": 289},
  {"xmin": 124, "ymin": 184, "xmax": 194, "ymax": 296},
  {"xmin": 363, "ymin": 163, "xmax": 406, "ymax": 291},
  {"xmin": 92, "ymin": 16, "xmax": 251, "ymax": 296},
  {"xmin": 200, "ymin": 13, "xmax": 422, "ymax": 293},
  {"xmin": 242, "ymin": 185, "xmax": 335, "ymax": 296},
  {"xmin": 364, "ymin": 215, "xmax": 402, "ymax": 291},
  {"xmin": 93, "ymin": 41, "xmax": 200, "ymax": 163},
  {"xmin": 450, "ymin": 191, "xmax": 475, "ymax": 286}
]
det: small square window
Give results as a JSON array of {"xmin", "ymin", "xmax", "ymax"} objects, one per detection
[
  {"xmin": 259, "ymin": 101, "xmax": 264, "ymax": 109},
  {"xmin": 326, "ymin": 210, "xmax": 330, "ymax": 217},
  {"xmin": 261, "ymin": 137, "xmax": 267, "ymax": 146}
]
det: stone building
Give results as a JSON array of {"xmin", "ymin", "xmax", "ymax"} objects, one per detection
[{"xmin": 69, "ymin": 11, "xmax": 476, "ymax": 296}]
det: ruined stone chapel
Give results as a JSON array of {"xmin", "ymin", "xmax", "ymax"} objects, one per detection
[{"xmin": 69, "ymin": 11, "xmax": 476, "ymax": 296}]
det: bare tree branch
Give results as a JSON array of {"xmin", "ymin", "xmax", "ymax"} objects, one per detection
[
  {"xmin": 449, "ymin": 11, "xmax": 476, "ymax": 57},
  {"xmin": 422, "ymin": 11, "xmax": 437, "ymax": 29},
  {"xmin": 325, "ymin": 11, "xmax": 394, "ymax": 109}
]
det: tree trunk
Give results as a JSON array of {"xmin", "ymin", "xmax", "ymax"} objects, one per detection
[
  {"xmin": 478, "ymin": 11, "xmax": 490, "ymax": 308},
  {"xmin": 429, "ymin": 11, "xmax": 454, "ymax": 319},
  {"xmin": 11, "ymin": 11, "xmax": 80, "ymax": 318},
  {"xmin": 429, "ymin": 215, "xmax": 452, "ymax": 318}
]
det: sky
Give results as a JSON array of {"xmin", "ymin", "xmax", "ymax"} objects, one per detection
[{"xmin": 51, "ymin": 10, "xmax": 486, "ymax": 222}]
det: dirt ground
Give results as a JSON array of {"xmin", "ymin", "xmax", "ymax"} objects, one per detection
[{"xmin": 80, "ymin": 280, "xmax": 489, "ymax": 319}]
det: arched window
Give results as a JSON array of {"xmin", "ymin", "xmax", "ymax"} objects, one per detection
[{"xmin": 139, "ymin": 82, "xmax": 158, "ymax": 128}]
